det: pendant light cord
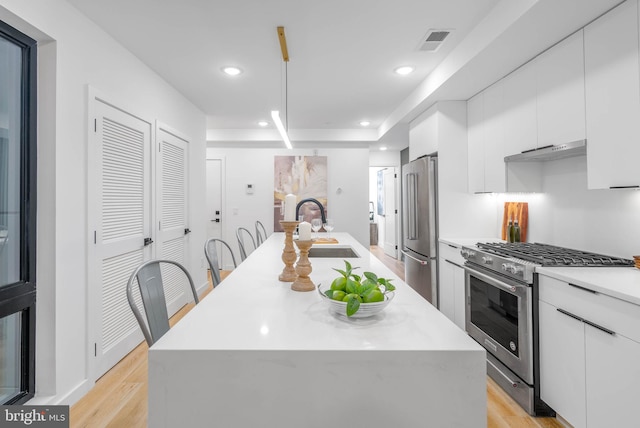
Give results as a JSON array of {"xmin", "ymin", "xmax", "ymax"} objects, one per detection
[{"xmin": 285, "ymin": 61, "xmax": 288, "ymax": 132}]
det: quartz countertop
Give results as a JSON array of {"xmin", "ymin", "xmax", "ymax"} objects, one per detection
[{"xmin": 153, "ymin": 232, "xmax": 483, "ymax": 352}]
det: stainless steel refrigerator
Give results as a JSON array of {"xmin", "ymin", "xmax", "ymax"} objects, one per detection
[{"xmin": 401, "ymin": 155, "xmax": 438, "ymax": 307}]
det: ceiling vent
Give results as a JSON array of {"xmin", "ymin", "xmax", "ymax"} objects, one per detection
[{"xmin": 417, "ymin": 29, "xmax": 452, "ymax": 52}]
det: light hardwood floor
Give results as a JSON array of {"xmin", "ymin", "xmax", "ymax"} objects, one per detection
[{"xmin": 70, "ymin": 253, "xmax": 563, "ymax": 427}]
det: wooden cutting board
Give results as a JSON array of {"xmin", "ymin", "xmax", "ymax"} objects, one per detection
[{"xmin": 501, "ymin": 202, "xmax": 528, "ymax": 242}]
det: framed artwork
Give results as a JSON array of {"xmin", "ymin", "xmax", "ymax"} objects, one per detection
[{"xmin": 273, "ymin": 155, "xmax": 328, "ymax": 232}]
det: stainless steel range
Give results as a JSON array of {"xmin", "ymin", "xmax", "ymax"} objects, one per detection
[{"xmin": 461, "ymin": 242, "xmax": 633, "ymax": 416}]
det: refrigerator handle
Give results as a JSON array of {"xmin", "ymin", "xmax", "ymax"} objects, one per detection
[
  {"xmin": 407, "ymin": 173, "xmax": 418, "ymax": 240},
  {"xmin": 428, "ymin": 158, "xmax": 437, "ymax": 247},
  {"xmin": 401, "ymin": 250, "xmax": 429, "ymax": 265}
]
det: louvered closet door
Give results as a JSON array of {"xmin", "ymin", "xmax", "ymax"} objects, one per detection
[
  {"xmin": 156, "ymin": 126, "xmax": 190, "ymax": 314},
  {"xmin": 92, "ymin": 100, "xmax": 152, "ymax": 378}
]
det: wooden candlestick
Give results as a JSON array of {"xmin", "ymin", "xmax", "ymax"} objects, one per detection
[
  {"xmin": 292, "ymin": 239, "xmax": 315, "ymax": 292},
  {"xmin": 279, "ymin": 221, "xmax": 300, "ymax": 282}
]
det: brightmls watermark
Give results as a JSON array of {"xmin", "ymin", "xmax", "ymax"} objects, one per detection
[{"xmin": 1, "ymin": 406, "xmax": 69, "ymax": 427}]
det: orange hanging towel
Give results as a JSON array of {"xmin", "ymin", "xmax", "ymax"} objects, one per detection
[{"xmin": 501, "ymin": 202, "xmax": 529, "ymax": 242}]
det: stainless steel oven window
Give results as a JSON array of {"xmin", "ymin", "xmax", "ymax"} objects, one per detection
[{"xmin": 469, "ymin": 274, "xmax": 520, "ymax": 357}]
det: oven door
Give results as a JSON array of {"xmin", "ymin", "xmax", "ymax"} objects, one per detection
[{"xmin": 464, "ymin": 264, "xmax": 533, "ymax": 384}]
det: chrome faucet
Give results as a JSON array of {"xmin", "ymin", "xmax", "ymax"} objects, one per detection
[{"xmin": 296, "ymin": 198, "xmax": 327, "ymax": 224}]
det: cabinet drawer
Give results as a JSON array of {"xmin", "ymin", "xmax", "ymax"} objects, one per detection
[
  {"xmin": 539, "ymin": 275, "xmax": 640, "ymax": 343},
  {"xmin": 438, "ymin": 243, "xmax": 464, "ymax": 266}
]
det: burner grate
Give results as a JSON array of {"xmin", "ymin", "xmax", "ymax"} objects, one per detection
[{"xmin": 476, "ymin": 242, "xmax": 634, "ymax": 267}]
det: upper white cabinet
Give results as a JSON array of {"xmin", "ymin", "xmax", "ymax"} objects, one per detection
[
  {"xmin": 482, "ymin": 82, "xmax": 506, "ymax": 193},
  {"xmin": 409, "ymin": 104, "xmax": 438, "ymax": 161},
  {"xmin": 467, "ymin": 83, "xmax": 507, "ymax": 194},
  {"xmin": 467, "ymin": 92, "xmax": 486, "ymax": 194},
  {"xmin": 502, "ymin": 61, "xmax": 537, "ymax": 155},
  {"xmin": 537, "ymin": 30, "xmax": 586, "ymax": 147},
  {"xmin": 584, "ymin": 0, "xmax": 640, "ymax": 189}
]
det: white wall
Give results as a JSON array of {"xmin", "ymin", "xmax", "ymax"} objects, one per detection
[
  {"xmin": 207, "ymin": 147, "xmax": 370, "ymax": 257},
  {"xmin": 0, "ymin": 0, "xmax": 207, "ymax": 405},
  {"xmin": 474, "ymin": 155, "xmax": 640, "ymax": 260},
  {"xmin": 538, "ymin": 156, "xmax": 640, "ymax": 258},
  {"xmin": 369, "ymin": 150, "xmax": 401, "ymax": 168}
]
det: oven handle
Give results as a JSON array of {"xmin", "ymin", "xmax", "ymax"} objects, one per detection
[
  {"xmin": 487, "ymin": 358, "xmax": 519, "ymax": 388},
  {"xmin": 401, "ymin": 250, "xmax": 429, "ymax": 265},
  {"xmin": 463, "ymin": 265, "xmax": 527, "ymax": 294}
]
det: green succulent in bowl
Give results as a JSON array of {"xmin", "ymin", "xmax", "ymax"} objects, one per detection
[{"xmin": 323, "ymin": 260, "xmax": 396, "ymax": 316}]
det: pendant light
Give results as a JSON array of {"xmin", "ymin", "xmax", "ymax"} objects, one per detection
[{"xmin": 272, "ymin": 26, "xmax": 293, "ymax": 149}]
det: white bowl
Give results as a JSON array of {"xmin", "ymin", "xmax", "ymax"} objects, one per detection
[{"xmin": 317, "ymin": 284, "xmax": 394, "ymax": 318}]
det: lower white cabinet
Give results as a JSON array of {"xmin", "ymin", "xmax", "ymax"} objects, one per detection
[
  {"xmin": 438, "ymin": 243, "xmax": 466, "ymax": 330},
  {"xmin": 539, "ymin": 300, "xmax": 587, "ymax": 428},
  {"xmin": 539, "ymin": 275, "xmax": 640, "ymax": 428}
]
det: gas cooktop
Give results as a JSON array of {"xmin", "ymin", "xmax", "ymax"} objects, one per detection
[{"xmin": 476, "ymin": 242, "xmax": 634, "ymax": 267}]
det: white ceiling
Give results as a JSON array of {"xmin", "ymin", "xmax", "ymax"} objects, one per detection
[{"xmin": 66, "ymin": 0, "xmax": 623, "ymax": 150}]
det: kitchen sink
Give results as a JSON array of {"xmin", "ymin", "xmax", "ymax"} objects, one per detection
[{"xmin": 307, "ymin": 246, "xmax": 359, "ymax": 258}]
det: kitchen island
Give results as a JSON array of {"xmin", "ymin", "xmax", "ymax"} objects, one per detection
[{"xmin": 148, "ymin": 233, "xmax": 486, "ymax": 427}]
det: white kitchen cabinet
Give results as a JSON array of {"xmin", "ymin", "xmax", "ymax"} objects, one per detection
[
  {"xmin": 482, "ymin": 81, "xmax": 506, "ymax": 193},
  {"xmin": 537, "ymin": 30, "xmax": 586, "ymax": 147},
  {"xmin": 501, "ymin": 62, "xmax": 543, "ymax": 193},
  {"xmin": 502, "ymin": 61, "xmax": 537, "ymax": 155},
  {"xmin": 584, "ymin": 0, "xmax": 640, "ymax": 189},
  {"xmin": 438, "ymin": 242, "xmax": 466, "ymax": 330},
  {"xmin": 466, "ymin": 82, "xmax": 506, "ymax": 194},
  {"xmin": 467, "ymin": 92, "xmax": 485, "ymax": 194},
  {"xmin": 409, "ymin": 105, "xmax": 438, "ymax": 161},
  {"xmin": 539, "ymin": 300, "xmax": 587, "ymax": 428},
  {"xmin": 585, "ymin": 324, "xmax": 640, "ymax": 428},
  {"xmin": 538, "ymin": 274, "xmax": 640, "ymax": 428}
]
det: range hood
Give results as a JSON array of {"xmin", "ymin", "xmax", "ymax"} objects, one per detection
[{"xmin": 504, "ymin": 139, "xmax": 587, "ymax": 162}]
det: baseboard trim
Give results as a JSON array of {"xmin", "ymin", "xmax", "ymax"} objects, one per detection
[{"xmin": 27, "ymin": 378, "xmax": 93, "ymax": 406}]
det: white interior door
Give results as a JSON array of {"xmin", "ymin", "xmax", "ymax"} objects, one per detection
[
  {"xmin": 156, "ymin": 124, "xmax": 191, "ymax": 314},
  {"xmin": 206, "ymin": 159, "xmax": 222, "ymax": 239},
  {"xmin": 206, "ymin": 159, "xmax": 227, "ymax": 268},
  {"xmin": 89, "ymin": 98, "xmax": 152, "ymax": 378},
  {"xmin": 383, "ymin": 168, "xmax": 398, "ymax": 258}
]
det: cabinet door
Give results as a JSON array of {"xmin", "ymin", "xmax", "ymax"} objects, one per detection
[
  {"xmin": 585, "ymin": 0, "xmax": 640, "ymax": 189},
  {"xmin": 502, "ymin": 62, "xmax": 537, "ymax": 155},
  {"xmin": 467, "ymin": 92, "xmax": 485, "ymax": 193},
  {"xmin": 537, "ymin": 30, "xmax": 586, "ymax": 147},
  {"xmin": 483, "ymin": 81, "xmax": 506, "ymax": 193},
  {"xmin": 539, "ymin": 301, "xmax": 587, "ymax": 428},
  {"xmin": 585, "ymin": 326, "xmax": 640, "ymax": 428},
  {"xmin": 409, "ymin": 105, "xmax": 438, "ymax": 161},
  {"xmin": 484, "ymin": 81, "xmax": 506, "ymax": 193},
  {"xmin": 452, "ymin": 263, "xmax": 466, "ymax": 330},
  {"xmin": 438, "ymin": 258, "xmax": 456, "ymax": 322}
]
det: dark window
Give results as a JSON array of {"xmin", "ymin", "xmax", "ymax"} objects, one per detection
[{"xmin": 0, "ymin": 19, "xmax": 37, "ymax": 404}]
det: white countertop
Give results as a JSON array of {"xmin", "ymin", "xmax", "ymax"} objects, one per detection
[
  {"xmin": 439, "ymin": 237, "xmax": 504, "ymax": 247},
  {"xmin": 153, "ymin": 232, "xmax": 482, "ymax": 352},
  {"xmin": 536, "ymin": 266, "xmax": 640, "ymax": 306}
]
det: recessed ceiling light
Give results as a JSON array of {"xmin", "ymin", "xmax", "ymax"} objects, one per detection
[
  {"xmin": 258, "ymin": 121, "xmax": 269, "ymax": 127},
  {"xmin": 394, "ymin": 66, "xmax": 415, "ymax": 75},
  {"xmin": 359, "ymin": 121, "xmax": 371, "ymax": 127},
  {"xmin": 380, "ymin": 146, "xmax": 388, "ymax": 151},
  {"xmin": 221, "ymin": 66, "xmax": 243, "ymax": 76}
]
